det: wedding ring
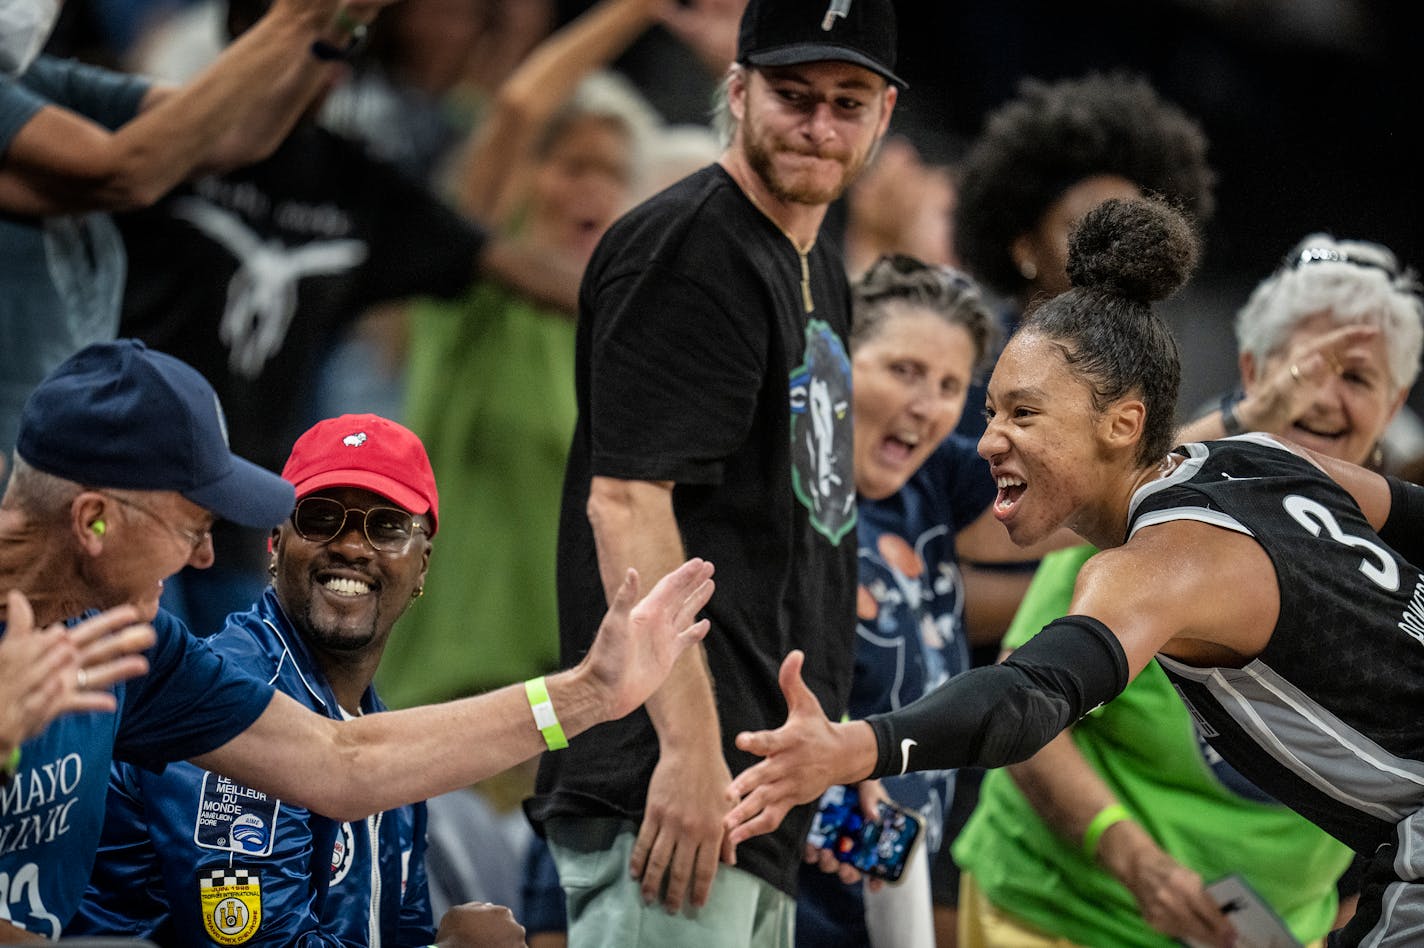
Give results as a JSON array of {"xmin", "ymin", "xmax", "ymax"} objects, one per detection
[
  {"xmin": 1289, "ymin": 363, "xmax": 1303, "ymax": 384},
  {"xmin": 76, "ymin": 668, "xmax": 88, "ymax": 690}
]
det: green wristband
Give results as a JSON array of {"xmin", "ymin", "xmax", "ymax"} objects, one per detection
[
  {"xmin": 1081, "ymin": 802, "xmax": 1132, "ymax": 861},
  {"xmin": 524, "ymin": 676, "xmax": 568, "ymax": 751},
  {"xmin": 2, "ymin": 746, "xmax": 19, "ymax": 784}
]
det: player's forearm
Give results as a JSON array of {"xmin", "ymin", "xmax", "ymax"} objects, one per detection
[{"xmin": 864, "ymin": 616, "xmax": 1128, "ymax": 777}]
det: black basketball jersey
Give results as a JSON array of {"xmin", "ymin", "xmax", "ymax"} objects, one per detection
[{"xmin": 1128, "ymin": 435, "xmax": 1424, "ymax": 865}]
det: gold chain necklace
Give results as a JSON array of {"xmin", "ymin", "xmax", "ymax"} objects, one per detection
[{"xmin": 742, "ymin": 187, "xmax": 817, "ymax": 314}]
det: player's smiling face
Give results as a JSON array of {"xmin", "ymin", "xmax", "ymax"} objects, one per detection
[{"xmin": 978, "ymin": 331, "xmax": 1114, "ymax": 546}]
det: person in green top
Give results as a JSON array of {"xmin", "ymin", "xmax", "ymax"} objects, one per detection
[
  {"xmin": 953, "ymin": 230, "xmax": 1424, "ymax": 947},
  {"xmin": 383, "ymin": 0, "xmax": 666, "ymax": 704}
]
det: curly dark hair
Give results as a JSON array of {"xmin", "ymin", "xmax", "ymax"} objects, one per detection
[
  {"xmin": 955, "ymin": 71, "xmax": 1215, "ymax": 299},
  {"xmin": 1026, "ymin": 196, "xmax": 1200, "ymax": 465}
]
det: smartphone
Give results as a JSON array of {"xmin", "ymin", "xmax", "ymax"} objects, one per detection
[{"xmin": 806, "ymin": 784, "xmax": 923, "ymax": 884}]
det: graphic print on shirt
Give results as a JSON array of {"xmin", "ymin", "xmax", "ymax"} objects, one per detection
[
  {"xmin": 171, "ymin": 197, "xmax": 367, "ymax": 379},
  {"xmin": 330, "ymin": 821, "xmax": 356, "ymax": 886},
  {"xmin": 790, "ymin": 320, "xmax": 856, "ymax": 544},
  {"xmin": 0, "ymin": 746, "xmax": 88, "ymax": 938},
  {"xmin": 198, "ymin": 866, "xmax": 262, "ymax": 945},
  {"xmin": 193, "ymin": 771, "xmax": 280, "ymax": 856},
  {"xmin": 857, "ymin": 528, "xmax": 961, "ymax": 851}
]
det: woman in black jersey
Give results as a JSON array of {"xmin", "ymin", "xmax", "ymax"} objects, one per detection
[{"xmin": 724, "ymin": 195, "xmax": 1424, "ymax": 948}]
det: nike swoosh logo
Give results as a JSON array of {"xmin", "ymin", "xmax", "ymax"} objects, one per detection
[
  {"xmin": 898, "ymin": 738, "xmax": 918, "ymax": 776},
  {"xmin": 1220, "ymin": 472, "xmax": 1262, "ymax": 481}
]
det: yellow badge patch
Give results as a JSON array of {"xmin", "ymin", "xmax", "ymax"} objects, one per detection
[{"xmin": 199, "ymin": 867, "xmax": 262, "ymax": 944}]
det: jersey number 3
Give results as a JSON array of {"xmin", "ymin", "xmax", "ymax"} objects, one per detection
[{"xmin": 1283, "ymin": 494, "xmax": 1399, "ymax": 592}]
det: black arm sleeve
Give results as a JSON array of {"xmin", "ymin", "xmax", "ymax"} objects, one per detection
[
  {"xmin": 864, "ymin": 615, "xmax": 1129, "ymax": 778},
  {"xmin": 1380, "ymin": 475, "xmax": 1424, "ymax": 569}
]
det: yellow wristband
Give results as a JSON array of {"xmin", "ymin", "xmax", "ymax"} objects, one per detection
[
  {"xmin": 2, "ymin": 747, "xmax": 19, "ymax": 785},
  {"xmin": 524, "ymin": 676, "xmax": 568, "ymax": 751},
  {"xmin": 1081, "ymin": 803, "xmax": 1132, "ymax": 861}
]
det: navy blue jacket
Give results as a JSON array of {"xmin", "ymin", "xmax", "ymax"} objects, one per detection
[{"xmin": 72, "ymin": 588, "xmax": 436, "ymax": 946}]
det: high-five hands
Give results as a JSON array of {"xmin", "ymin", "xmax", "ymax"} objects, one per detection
[
  {"xmin": 582, "ymin": 558, "xmax": 715, "ymax": 722},
  {"xmin": 722, "ymin": 650, "xmax": 878, "ymax": 848}
]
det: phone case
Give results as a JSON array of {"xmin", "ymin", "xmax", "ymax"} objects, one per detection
[{"xmin": 808, "ymin": 785, "xmax": 925, "ymax": 884}]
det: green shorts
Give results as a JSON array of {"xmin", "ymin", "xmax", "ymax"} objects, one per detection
[{"xmin": 545, "ymin": 817, "xmax": 795, "ymax": 948}]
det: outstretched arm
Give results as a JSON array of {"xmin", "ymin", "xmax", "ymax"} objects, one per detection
[
  {"xmin": 192, "ymin": 557, "xmax": 714, "ymax": 822},
  {"xmin": 0, "ymin": 0, "xmax": 392, "ymax": 216},
  {"xmin": 456, "ymin": 0, "xmax": 663, "ymax": 223},
  {"xmin": 723, "ymin": 615, "xmax": 1131, "ymax": 846}
]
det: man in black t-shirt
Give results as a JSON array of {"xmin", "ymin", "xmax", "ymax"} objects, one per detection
[{"xmin": 527, "ymin": 1, "xmax": 901, "ymax": 944}]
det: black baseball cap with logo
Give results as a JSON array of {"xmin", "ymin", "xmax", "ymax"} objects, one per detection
[{"xmin": 737, "ymin": 0, "xmax": 906, "ymax": 90}]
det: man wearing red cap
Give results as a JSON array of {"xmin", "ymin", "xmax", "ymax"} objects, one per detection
[
  {"xmin": 0, "ymin": 340, "xmax": 714, "ymax": 939},
  {"xmin": 72, "ymin": 413, "xmax": 526, "ymax": 946}
]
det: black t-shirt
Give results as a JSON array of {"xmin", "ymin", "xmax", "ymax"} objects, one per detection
[
  {"xmin": 530, "ymin": 164, "xmax": 859, "ymax": 896},
  {"xmin": 116, "ymin": 123, "xmax": 486, "ymax": 569}
]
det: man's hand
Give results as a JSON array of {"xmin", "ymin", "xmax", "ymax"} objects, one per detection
[
  {"xmin": 724, "ymin": 651, "xmax": 876, "ymax": 847},
  {"xmin": 434, "ymin": 901, "xmax": 527, "ymax": 948},
  {"xmin": 1097, "ymin": 820, "xmax": 1238, "ymax": 947},
  {"xmin": 630, "ymin": 742, "xmax": 736, "ymax": 912},
  {"xmin": 1235, "ymin": 324, "xmax": 1381, "ymax": 437},
  {"xmin": 578, "ymin": 558, "xmax": 714, "ymax": 721},
  {"xmin": 658, "ymin": 0, "xmax": 745, "ymax": 75},
  {"xmin": 1, "ymin": 592, "xmax": 154, "ymax": 755}
]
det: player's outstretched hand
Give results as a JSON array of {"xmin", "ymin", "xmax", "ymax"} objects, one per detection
[
  {"xmin": 582, "ymin": 558, "xmax": 715, "ymax": 721},
  {"xmin": 724, "ymin": 650, "xmax": 877, "ymax": 849}
]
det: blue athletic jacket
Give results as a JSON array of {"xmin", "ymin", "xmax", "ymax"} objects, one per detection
[{"xmin": 71, "ymin": 587, "xmax": 437, "ymax": 946}]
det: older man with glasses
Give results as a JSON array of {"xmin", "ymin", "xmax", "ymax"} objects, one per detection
[
  {"xmin": 0, "ymin": 339, "xmax": 714, "ymax": 939},
  {"xmin": 72, "ymin": 412, "xmax": 527, "ymax": 945}
]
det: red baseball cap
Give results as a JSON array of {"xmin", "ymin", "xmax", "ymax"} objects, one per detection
[{"xmin": 281, "ymin": 414, "xmax": 439, "ymax": 535}]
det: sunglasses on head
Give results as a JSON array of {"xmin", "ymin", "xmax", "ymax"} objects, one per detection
[
  {"xmin": 1286, "ymin": 246, "xmax": 1399, "ymax": 278},
  {"xmin": 290, "ymin": 496, "xmax": 424, "ymax": 552}
]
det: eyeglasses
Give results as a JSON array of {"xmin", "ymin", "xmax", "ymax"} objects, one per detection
[
  {"xmin": 290, "ymin": 497, "xmax": 424, "ymax": 553},
  {"xmin": 95, "ymin": 490, "xmax": 211, "ymax": 553}
]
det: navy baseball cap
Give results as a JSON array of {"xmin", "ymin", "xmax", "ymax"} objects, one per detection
[
  {"xmin": 16, "ymin": 339, "xmax": 295, "ymax": 528},
  {"xmin": 737, "ymin": 0, "xmax": 906, "ymax": 90}
]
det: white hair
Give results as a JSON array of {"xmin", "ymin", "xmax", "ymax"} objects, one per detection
[{"xmin": 1235, "ymin": 233, "xmax": 1424, "ymax": 391}]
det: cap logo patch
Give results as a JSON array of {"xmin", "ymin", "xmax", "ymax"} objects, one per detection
[
  {"xmin": 822, "ymin": 0, "xmax": 851, "ymax": 30},
  {"xmin": 342, "ymin": 432, "xmax": 367, "ymax": 447},
  {"xmin": 199, "ymin": 867, "xmax": 262, "ymax": 944}
]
